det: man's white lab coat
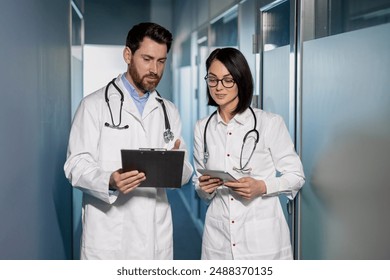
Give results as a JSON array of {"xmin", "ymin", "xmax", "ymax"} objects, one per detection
[{"xmin": 64, "ymin": 75, "xmax": 193, "ymax": 259}]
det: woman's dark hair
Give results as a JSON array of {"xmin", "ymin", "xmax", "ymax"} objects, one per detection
[
  {"xmin": 205, "ymin": 48, "xmax": 253, "ymax": 115},
  {"xmin": 126, "ymin": 22, "xmax": 173, "ymax": 54}
]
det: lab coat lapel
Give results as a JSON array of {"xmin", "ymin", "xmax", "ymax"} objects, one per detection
[
  {"xmin": 116, "ymin": 77, "xmax": 142, "ymax": 121},
  {"xmin": 142, "ymin": 91, "xmax": 159, "ymax": 120},
  {"xmin": 234, "ymin": 108, "xmax": 252, "ymax": 126}
]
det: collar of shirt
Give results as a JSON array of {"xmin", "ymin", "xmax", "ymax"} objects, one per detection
[
  {"xmin": 234, "ymin": 109, "xmax": 250, "ymax": 125},
  {"xmin": 215, "ymin": 108, "xmax": 250, "ymax": 126},
  {"xmin": 121, "ymin": 73, "xmax": 150, "ymax": 115}
]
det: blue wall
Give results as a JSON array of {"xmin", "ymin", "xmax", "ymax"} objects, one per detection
[{"xmin": 0, "ymin": 0, "xmax": 72, "ymax": 259}]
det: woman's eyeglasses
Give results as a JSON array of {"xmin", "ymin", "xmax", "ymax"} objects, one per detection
[{"xmin": 204, "ymin": 75, "xmax": 235, "ymax": 88}]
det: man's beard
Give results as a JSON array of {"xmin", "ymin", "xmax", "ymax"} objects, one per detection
[{"xmin": 129, "ymin": 64, "xmax": 162, "ymax": 93}]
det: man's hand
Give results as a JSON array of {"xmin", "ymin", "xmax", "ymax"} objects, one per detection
[
  {"xmin": 172, "ymin": 139, "xmax": 181, "ymax": 150},
  {"xmin": 109, "ymin": 169, "xmax": 146, "ymax": 194}
]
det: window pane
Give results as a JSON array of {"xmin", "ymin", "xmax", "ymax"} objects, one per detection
[{"xmin": 303, "ymin": 0, "xmax": 390, "ymax": 41}]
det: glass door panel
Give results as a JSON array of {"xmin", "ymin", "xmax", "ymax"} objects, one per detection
[
  {"xmin": 71, "ymin": 0, "xmax": 84, "ymax": 260},
  {"xmin": 300, "ymin": 0, "xmax": 390, "ymax": 259},
  {"xmin": 258, "ymin": 0, "xmax": 298, "ymax": 257}
]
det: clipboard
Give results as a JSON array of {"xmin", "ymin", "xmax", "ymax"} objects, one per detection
[{"xmin": 121, "ymin": 149, "xmax": 185, "ymax": 188}]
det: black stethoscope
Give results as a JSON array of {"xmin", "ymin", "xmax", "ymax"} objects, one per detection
[
  {"xmin": 104, "ymin": 78, "xmax": 174, "ymax": 143},
  {"xmin": 203, "ymin": 106, "xmax": 259, "ymax": 173}
]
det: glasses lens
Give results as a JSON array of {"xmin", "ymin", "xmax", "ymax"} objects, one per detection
[
  {"xmin": 206, "ymin": 77, "xmax": 218, "ymax": 87},
  {"xmin": 205, "ymin": 76, "xmax": 235, "ymax": 88},
  {"xmin": 222, "ymin": 79, "xmax": 235, "ymax": 88}
]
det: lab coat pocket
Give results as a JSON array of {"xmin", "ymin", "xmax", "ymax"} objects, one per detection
[
  {"xmin": 243, "ymin": 217, "xmax": 284, "ymax": 255},
  {"xmin": 202, "ymin": 215, "xmax": 229, "ymax": 251},
  {"xmin": 82, "ymin": 200, "xmax": 124, "ymax": 251}
]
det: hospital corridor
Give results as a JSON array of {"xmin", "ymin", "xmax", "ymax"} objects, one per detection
[{"xmin": 0, "ymin": 0, "xmax": 390, "ymax": 261}]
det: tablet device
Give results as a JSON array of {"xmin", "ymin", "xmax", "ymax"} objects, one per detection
[
  {"xmin": 197, "ymin": 168, "xmax": 237, "ymax": 182},
  {"xmin": 121, "ymin": 149, "xmax": 185, "ymax": 188}
]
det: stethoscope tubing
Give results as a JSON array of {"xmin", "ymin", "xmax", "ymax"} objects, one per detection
[
  {"xmin": 104, "ymin": 78, "xmax": 174, "ymax": 142},
  {"xmin": 203, "ymin": 106, "xmax": 259, "ymax": 171}
]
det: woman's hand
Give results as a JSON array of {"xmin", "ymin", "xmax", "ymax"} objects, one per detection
[
  {"xmin": 198, "ymin": 175, "xmax": 223, "ymax": 194},
  {"xmin": 224, "ymin": 177, "xmax": 266, "ymax": 199}
]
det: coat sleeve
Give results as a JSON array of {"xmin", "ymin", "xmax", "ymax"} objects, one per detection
[
  {"xmin": 168, "ymin": 103, "xmax": 193, "ymax": 186},
  {"xmin": 64, "ymin": 96, "xmax": 118, "ymax": 204},
  {"xmin": 262, "ymin": 115, "xmax": 305, "ymax": 200}
]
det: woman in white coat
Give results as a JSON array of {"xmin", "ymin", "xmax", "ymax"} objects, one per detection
[
  {"xmin": 64, "ymin": 22, "xmax": 192, "ymax": 259},
  {"xmin": 193, "ymin": 48, "xmax": 305, "ymax": 259}
]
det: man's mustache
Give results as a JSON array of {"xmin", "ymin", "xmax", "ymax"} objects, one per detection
[{"xmin": 145, "ymin": 73, "xmax": 160, "ymax": 79}]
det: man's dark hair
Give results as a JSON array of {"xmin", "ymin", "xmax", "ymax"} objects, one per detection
[
  {"xmin": 205, "ymin": 48, "xmax": 254, "ymax": 115},
  {"xmin": 126, "ymin": 22, "xmax": 173, "ymax": 54}
]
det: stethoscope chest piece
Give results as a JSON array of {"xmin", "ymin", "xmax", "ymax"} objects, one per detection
[
  {"xmin": 155, "ymin": 97, "xmax": 174, "ymax": 143},
  {"xmin": 163, "ymin": 129, "xmax": 174, "ymax": 143}
]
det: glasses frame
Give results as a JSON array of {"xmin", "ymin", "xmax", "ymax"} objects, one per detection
[{"xmin": 204, "ymin": 75, "xmax": 236, "ymax": 88}]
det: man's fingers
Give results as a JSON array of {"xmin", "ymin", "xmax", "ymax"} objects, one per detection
[{"xmin": 172, "ymin": 139, "xmax": 181, "ymax": 150}]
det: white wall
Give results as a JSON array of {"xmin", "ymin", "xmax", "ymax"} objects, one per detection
[{"xmin": 83, "ymin": 45, "xmax": 126, "ymax": 96}]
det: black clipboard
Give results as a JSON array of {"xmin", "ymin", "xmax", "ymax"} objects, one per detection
[{"xmin": 121, "ymin": 149, "xmax": 185, "ymax": 188}]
